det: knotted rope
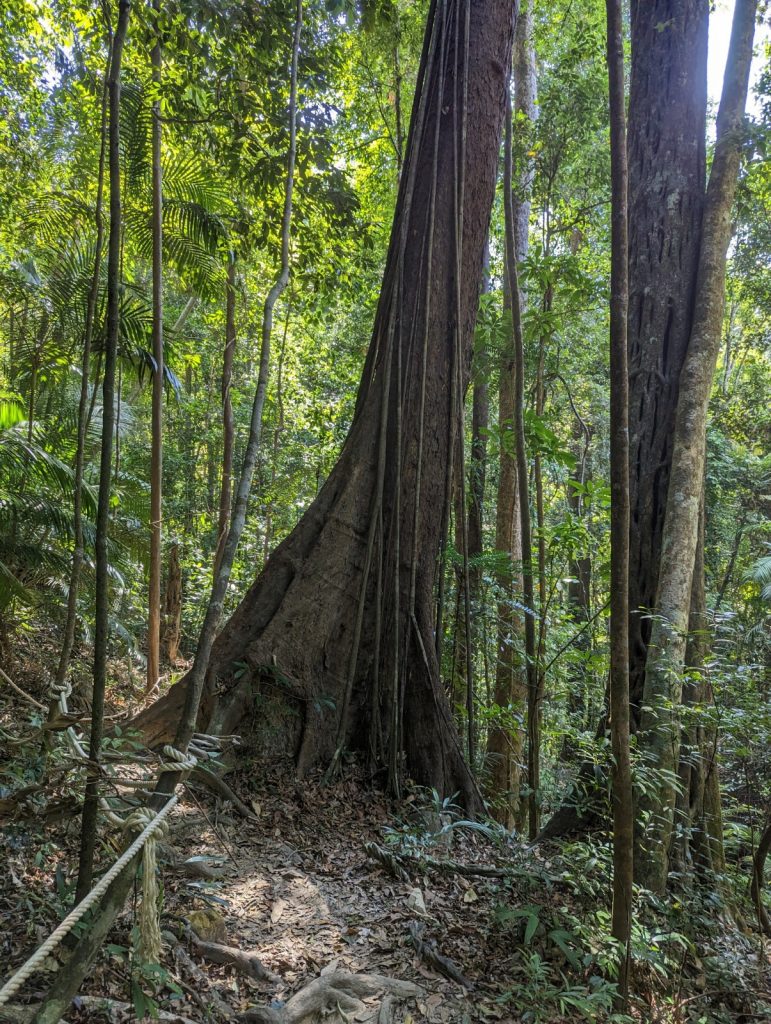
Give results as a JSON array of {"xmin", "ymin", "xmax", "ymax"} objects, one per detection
[
  {"xmin": 122, "ymin": 807, "xmax": 169, "ymax": 963},
  {"xmin": 0, "ymin": 664, "xmax": 202, "ymax": 997},
  {"xmin": 0, "ymin": 794, "xmax": 178, "ymax": 1006}
]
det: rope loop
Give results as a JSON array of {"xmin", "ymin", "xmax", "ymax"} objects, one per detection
[
  {"xmin": 49, "ymin": 679, "xmax": 73, "ymax": 701},
  {"xmin": 158, "ymin": 745, "xmax": 198, "ymax": 773},
  {"xmin": 123, "ymin": 806, "xmax": 169, "ymax": 841}
]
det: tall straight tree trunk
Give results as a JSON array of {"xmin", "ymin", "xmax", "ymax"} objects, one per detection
[
  {"xmin": 671, "ymin": 494, "xmax": 724, "ymax": 876},
  {"xmin": 486, "ymin": 0, "xmax": 535, "ymax": 829},
  {"xmin": 134, "ymin": 0, "xmax": 515, "ymax": 810},
  {"xmin": 538, "ymin": 0, "xmax": 711, "ymax": 844},
  {"xmin": 626, "ymin": 0, "xmax": 708, "ymax": 718},
  {"xmin": 214, "ymin": 257, "xmax": 237, "ymax": 577},
  {"xmin": 467, "ymin": 246, "xmax": 489, "ymax": 588},
  {"xmin": 636, "ymin": 0, "xmax": 757, "ymax": 893},
  {"xmin": 499, "ymin": 85, "xmax": 538, "ymax": 838},
  {"xmin": 562, "ymin": 416, "xmax": 592, "ymax": 758},
  {"xmin": 54, "ymin": 44, "xmax": 110, "ymax": 691},
  {"xmin": 487, "ymin": 250, "xmax": 525, "ymax": 826},
  {"xmin": 606, "ymin": 0, "xmax": 633, "ymax": 994},
  {"xmin": 450, "ymin": 244, "xmax": 490, "ymax": 750},
  {"xmin": 147, "ymin": 0, "xmax": 163, "ymax": 695},
  {"xmin": 75, "ymin": 0, "xmax": 131, "ymax": 903}
]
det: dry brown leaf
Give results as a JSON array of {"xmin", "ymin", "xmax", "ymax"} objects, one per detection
[{"xmin": 270, "ymin": 898, "xmax": 287, "ymax": 924}]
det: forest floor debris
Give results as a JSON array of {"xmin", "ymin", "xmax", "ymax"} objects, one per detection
[{"xmin": 2, "ymin": 667, "xmax": 771, "ymax": 1024}]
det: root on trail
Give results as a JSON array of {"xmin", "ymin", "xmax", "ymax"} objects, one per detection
[
  {"xmin": 173, "ymin": 922, "xmax": 280, "ymax": 984},
  {"xmin": 240, "ymin": 971, "xmax": 423, "ymax": 1024},
  {"xmin": 408, "ymin": 921, "xmax": 473, "ymax": 990},
  {"xmin": 189, "ymin": 766, "xmax": 256, "ymax": 821}
]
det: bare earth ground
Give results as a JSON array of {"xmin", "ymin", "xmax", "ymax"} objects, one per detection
[
  {"xmin": 2, "ymin": 666, "xmax": 771, "ymax": 1024},
  {"xmin": 2, "ymin": 755, "xmax": 529, "ymax": 1023}
]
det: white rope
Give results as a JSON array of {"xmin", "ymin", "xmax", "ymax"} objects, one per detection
[
  {"xmin": 0, "ymin": 794, "xmax": 178, "ymax": 1006},
  {"xmin": 157, "ymin": 744, "xmax": 198, "ymax": 773},
  {"xmin": 0, "ymin": 666, "xmax": 204, "ymax": 990},
  {"xmin": 122, "ymin": 808, "xmax": 168, "ymax": 962}
]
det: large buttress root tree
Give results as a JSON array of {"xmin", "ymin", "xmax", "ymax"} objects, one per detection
[{"xmin": 135, "ymin": 0, "xmax": 515, "ymax": 809}]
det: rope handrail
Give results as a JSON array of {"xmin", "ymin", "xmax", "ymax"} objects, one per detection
[
  {"xmin": 0, "ymin": 794, "xmax": 178, "ymax": 1006},
  {"xmin": 0, "ymin": 665, "xmax": 204, "ymax": 1006}
]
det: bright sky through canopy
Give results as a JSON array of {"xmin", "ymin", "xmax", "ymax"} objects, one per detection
[{"xmin": 708, "ymin": 0, "xmax": 768, "ymax": 116}]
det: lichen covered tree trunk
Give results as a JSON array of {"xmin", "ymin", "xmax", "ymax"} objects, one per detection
[
  {"xmin": 134, "ymin": 0, "xmax": 515, "ymax": 809},
  {"xmin": 635, "ymin": 0, "xmax": 757, "ymax": 892}
]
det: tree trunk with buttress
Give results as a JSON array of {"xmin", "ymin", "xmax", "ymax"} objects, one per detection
[{"xmin": 131, "ymin": 0, "xmax": 515, "ymax": 810}]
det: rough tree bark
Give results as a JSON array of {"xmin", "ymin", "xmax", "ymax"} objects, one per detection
[
  {"xmin": 134, "ymin": 0, "xmax": 515, "ymax": 810},
  {"xmin": 635, "ymin": 0, "xmax": 757, "ymax": 893},
  {"xmin": 626, "ymin": 0, "xmax": 708, "ymax": 717}
]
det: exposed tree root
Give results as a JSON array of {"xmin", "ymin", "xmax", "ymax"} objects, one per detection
[
  {"xmin": 164, "ymin": 931, "xmax": 234, "ymax": 1019},
  {"xmin": 365, "ymin": 840, "xmax": 516, "ymax": 881},
  {"xmin": 176, "ymin": 922, "xmax": 280, "ymax": 984},
  {"xmin": 364, "ymin": 841, "xmax": 411, "ymax": 881},
  {"xmin": 408, "ymin": 921, "xmax": 473, "ymax": 990},
  {"xmin": 189, "ymin": 766, "xmax": 257, "ymax": 821},
  {"xmin": 240, "ymin": 971, "xmax": 423, "ymax": 1024}
]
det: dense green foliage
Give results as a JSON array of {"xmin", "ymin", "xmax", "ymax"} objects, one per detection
[{"xmin": 0, "ymin": 0, "xmax": 770, "ymax": 1019}]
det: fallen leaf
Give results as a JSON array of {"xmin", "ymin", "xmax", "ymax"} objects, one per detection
[
  {"xmin": 271, "ymin": 899, "xmax": 287, "ymax": 924},
  {"xmin": 407, "ymin": 888, "xmax": 427, "ymax": 915}
]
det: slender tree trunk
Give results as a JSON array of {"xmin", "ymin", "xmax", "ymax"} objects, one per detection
[
  {"xmin": 562, "ymin": 417, "xmax": 592, "ymax": 758},
  {"xmin": 485, "ymin": 0, "xmax": 534, "ymax": 829},
  {"xmin": 162, "ymin": 541, "xmax": 182, "ymax": 664},
  {"xmin": 672, "ymin": 495, "xmax": 725, "ymax": 877},
  {"xmin": 467, "ymin": 250, "xmax": 489, "ymax": 590},
  {"xmin": 214, "ymin": 258, "xmax": 237, "ymax": 577},
  {"xmin": 134, "ymin": 0, "xmax": 515, "ymax": 812},
  {"xmin": 636, "ymin": 0, "xmax": 757, "ymax": 893},
  {"xmin": 500, "ymin": 87, "xmax": 538, "ymax": 839},
  {"xmin": 263, "ymin": 302, "xmax": 291, "ymax": 563},
  {"xmin": 147, "ymin": 0, "xmax": 163, "ymax": 695},
  {"xmin": 156, "ymin": 0, "xmax": 303, "ymax": 774},
  {"xmin": 75, "ymin": 0, "xmax": 131, "ymax": 903},
  {"xmin": 54, "ymin": 44, "xmax": 110, "ymax": 690},
  {"xmin": 606, "ymin": 0, "xmax": 633, "ymax": 995}
]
